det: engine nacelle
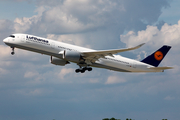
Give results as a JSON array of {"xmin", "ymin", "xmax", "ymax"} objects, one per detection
[
  {"xmin": 50, "ymin": 56, "xmax": 70, "ymax": 66},
  {"xmin": 63, "ymin": 50, "xmax": 82, "ymax": 62}
]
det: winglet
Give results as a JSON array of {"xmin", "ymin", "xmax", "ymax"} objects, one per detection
[{"xmin": 135, "ymin": 43, "xmax": 145, "ymax": 49}]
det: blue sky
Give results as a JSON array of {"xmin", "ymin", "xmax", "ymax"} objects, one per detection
[
  {"xmin": 158, "ymin": 0, "xmax": 180, "ymax": 24},
  {"xmin": 0, "ymin": 0, "xmax": 36, "ymax": 20},
  {"xmin": 0, "ymin": 0, "xmax": 180, "ymax": 120}
]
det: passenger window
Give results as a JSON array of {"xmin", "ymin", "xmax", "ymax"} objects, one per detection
[{"xmin": 9, "ymin": 35, "xmax": 15, "ymax": 38}]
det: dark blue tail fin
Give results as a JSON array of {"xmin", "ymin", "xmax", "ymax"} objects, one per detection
[{"xmin": 141, "ymin": 45, "xmax": 171, "ymax": 67}]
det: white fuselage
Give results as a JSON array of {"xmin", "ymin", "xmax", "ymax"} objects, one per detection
[{"xmin": 3, "ymin": 34, "xmax": 162, "ymax": 72}]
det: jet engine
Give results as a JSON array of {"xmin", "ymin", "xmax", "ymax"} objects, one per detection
[
  {"xmin": 50, "ymin": 56, "xmax": 70, "ymax": 66},
  {"xmin": 63, "ymin": 50, "xmax": 82, "ymax": 62}
]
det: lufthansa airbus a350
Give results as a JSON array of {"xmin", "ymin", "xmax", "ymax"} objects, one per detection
[{"xmin": 3, "ymin": 34, "xmax": 173, "ymax": 73}]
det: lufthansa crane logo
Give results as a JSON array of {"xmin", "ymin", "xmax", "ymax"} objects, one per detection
[{"xmin": 154, "ymin": 51, "xmax": 163, "ymax": 61}]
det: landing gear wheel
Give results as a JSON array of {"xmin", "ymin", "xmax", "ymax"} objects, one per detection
[
  {"xmin": 81, "ymin": 69, "xmax": 85, "ymax": 73},
  {"xmin": 75, "ymin": 69, "xmax": 80, "ymax": 73},
  {"xmin": 11, "ymin": 52, "xmax": 15, "ymax": 55},
  {"xmin": 11, "ymin": 47, "xmax": 15, "ymax": 55},
  {"xmin": 75, "ymin": 66, "xmax": 92, "ymax": 73},
  {"xmin": 87, "ymin": 67, "xmax": 92, "ymax": 71}
]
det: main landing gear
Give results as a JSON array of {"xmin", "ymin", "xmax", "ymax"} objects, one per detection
[
  {"xmin": 75, "ymin": 66, "xmax": 92, "ymax": 73},
  {"xmin": 11, "ymin": 47, "xmax": 15, "ymax": 55}
]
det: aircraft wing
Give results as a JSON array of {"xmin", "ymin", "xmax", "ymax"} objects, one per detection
[{"xmin": 81, "ymin": 43, "xmax": 145, "ymax": 63}]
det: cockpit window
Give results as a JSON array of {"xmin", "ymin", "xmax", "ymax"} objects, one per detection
[{"xmin": 9, "ymin": 35, "xmax": 15, "ymax": 38}]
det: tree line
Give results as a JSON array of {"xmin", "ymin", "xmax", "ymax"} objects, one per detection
[{"xmin": 102, "ymin": 118, "xmax": 168, "ymax": 120}]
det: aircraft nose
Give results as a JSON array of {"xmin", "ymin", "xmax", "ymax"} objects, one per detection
[{"xmin": 3, "ymin": 38, "xmax": 8, "ymax": 43}]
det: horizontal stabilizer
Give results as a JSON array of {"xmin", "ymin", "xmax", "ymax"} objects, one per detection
[{"xmin": 148, "ymin": 67, "xmax": 173, "ymax": 70}]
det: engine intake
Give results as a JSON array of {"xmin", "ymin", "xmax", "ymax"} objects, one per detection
[
  {"xmin": 50, "ymin": 56, "xmax": 70, "ymax": 66},
  {"xmin": 63, "ymin": 50, "xmax": 82, "ymax": 62}
]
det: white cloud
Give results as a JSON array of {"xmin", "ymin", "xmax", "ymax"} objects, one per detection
[
  {"xmin": 47, "ymin": 34, "xmax": 84, "ymax": 46},
  {"xmin": 8, "ymin": 0, "xmax": 170, "ymax": 38},
  {"xmin": 164, "ymin": 96, "xmax": 175, "ymax": 100},
  {"xmin": 89, "ymin": 78, "xmax": 100, "ymax": 83},
  {"xmin": 16, "ymin": 88, "xmax": 53, "ymax": 96},
  {"xmin": 58, "ymin": 68, "xmax": 74, "ymax": 80},
  {"xmin": 0, "ymin": 45, "xmax": 38, "ymax": 59},
  {"xmin": 0, "ymin": 20, "xmax": 13, "ymax": 32},
  {"xmin": 121, "ymin": 20, "xmax": 180, "ymax": 49},
  {"xmin": 105, "ymin": 75, "xmax": 126, "ymax": 84},
  {"xmin": 0, "ymin": 68, "xmax": 8, "ymax": 75},
  {"xmin": 121, "ymin": 26, "xmax": 159, "ymax": 47},
  {"xmin": 24, "ymin": 71, "xmax": 39, "ymax": 78},
  {"xmin": 120, "ymin": 20, "xmax": 180, "ymax": 69},
  {"xmin": 0, "ymin": 45, "xmax": 11, "ymax": 57},
  {"xmin": 14, "ymin": 15, "xmax": 40, "ymax": 33}
]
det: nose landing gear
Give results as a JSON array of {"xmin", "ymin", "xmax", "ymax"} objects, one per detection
[
  {"xmin": 75, "ymin": 66, "xmax": 92, "ymax": 73},
  {"xmin": 11, "ymin": 47, "xmax": 15, "ymax": 55}
]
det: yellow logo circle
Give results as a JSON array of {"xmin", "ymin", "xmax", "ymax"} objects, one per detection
[{"xmin": 154, "ymin": 51, "xmax": 163, "ymax": 61}]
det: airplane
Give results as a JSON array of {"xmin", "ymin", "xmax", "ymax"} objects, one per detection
[{"xmin": 3, "ymin": 33, "xmax": 173, "ymax": 73}]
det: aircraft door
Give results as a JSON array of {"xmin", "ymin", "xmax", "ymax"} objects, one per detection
[
  {"xmin": 21, "ymin": 35, "xmax": 25, "ymax": 42},
  {"xmin": 132, "ymin": 61, "xmax": 137, "ymax": 68},
  {"xmin": 51, "ymin": 41, "xmax": 55, "ymax": 49}
]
